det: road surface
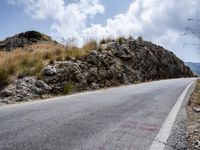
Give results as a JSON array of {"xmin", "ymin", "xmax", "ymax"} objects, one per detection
[{"xmin": 0, "ymin": 78, "xmax": 196, "ymax": 150}]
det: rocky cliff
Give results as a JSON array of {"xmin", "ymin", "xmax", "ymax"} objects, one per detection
[{"xmin": 0, "ymin": 36, "xmax": 194, "ymax": 104}]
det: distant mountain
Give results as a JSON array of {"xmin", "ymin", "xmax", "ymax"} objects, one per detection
[{"xmin": 185, "ymin": 62, "xmax": 200, "ymax": 76}]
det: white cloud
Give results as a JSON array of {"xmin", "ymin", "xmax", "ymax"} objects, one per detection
[
  {"xmin": 82, "ymin": 0, "xmax": 200, "ymax": 48},
  {"xmin": 8, "ymin": 0, "xmax": 105, "ymax": 45},
  {"xmin": 8, "ymin": 0, "xmax": 200, "ymax": 48}
]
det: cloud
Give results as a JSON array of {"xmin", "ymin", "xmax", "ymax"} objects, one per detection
[
  {"xmin": 82, "ymin": 0, "xmax": 200, "ymax": 48},
  {"xmin": 8, "ymin": 0, "xmax": 200, "ymax": 48},
  {"xmin": 8, "ymin": 0, "xmax": 105, "ymax": 45}
]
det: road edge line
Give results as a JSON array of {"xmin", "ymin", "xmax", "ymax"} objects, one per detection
[{"xmin": 149, "ymin": 81, "xmax": 196, "ymax": 150}]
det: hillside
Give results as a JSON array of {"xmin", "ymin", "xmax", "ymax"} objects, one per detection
[
  {"xmin": 0, "ymin": 31, "xmax": 58, "ymax": 51},
  {"xmin": 0, "ymin": 32, "xmax": 194, "ymax": 104},
  {"xmin": 185, "ymin": 62, "xmax": 200, "ymax": 76}
]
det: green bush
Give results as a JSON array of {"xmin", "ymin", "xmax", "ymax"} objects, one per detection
[
  {"xmin": 137, "ymin": 36, "xmax": 144, "ymax": 42},
  {"xmin": 100, "ymin": 39, "xmax": 106, "ymax": 44},
  {"xmin": 63, "ymin": 82, "xmax": 74, "ymax": 94},
  {"xmin": 116, "ymin": 36, "xmax": 126, "ymax": 44},
  {"xmin": 0, "ymin": 69, "xmax": 10, "ymax": 86},
  {"xmin": 49, "ymin": 59, "xmax": 54, "ymax": 65},
  {"xmin": 24, "ymin": 31, "xmax": 43, "ymax": 40}
]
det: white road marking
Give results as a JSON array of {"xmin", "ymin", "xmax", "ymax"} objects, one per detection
[{"xmin": 149, "ymin": 81, "xmax": 195, "ymax": 150}]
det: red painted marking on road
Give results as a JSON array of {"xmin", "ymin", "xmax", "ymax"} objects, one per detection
[
  {"xmin": 142, "ymin": 123, "xmax": 158, "ymax": 128},
  {"xmin": 121, "ymin": 124, "xmax": 137, "ymax": 129},
  {"xmin": 139, "ymin": 126, "xmax": 158, "ymax": 132}
]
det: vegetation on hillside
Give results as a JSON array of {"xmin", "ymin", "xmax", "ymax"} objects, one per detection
[
  {"xmin": 18, "ymin": 31, "xmax": 43, "ymax": 40},
  {"xmin": 0, "ymin": 41, "xmax": 97, "ymax": 87}
]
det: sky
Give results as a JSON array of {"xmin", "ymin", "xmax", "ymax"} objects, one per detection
[{"xmin": 0, "ymin": 0, "xmax": 200, "ymax": 62}]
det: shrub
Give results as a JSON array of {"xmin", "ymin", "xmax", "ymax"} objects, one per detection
[
  {"xmin": 18, "ymin": 67, "xmax": 32, "ymax": 79},
  {"xmin": 36, "ymin": 72, "xmax": 43, "ymax": 80},
  {"xmin": 82, "ymin": 40, "xmax": 97, "ymax": 53},
  {"xmin": 20, "ymin": 57, "xmax": 38, "ymax": 68},
  {"xmin": 100, "ymin": 38, "xmax": 113, "ymax": 44},
  {"xmin": 56, "ymin": 56, "xmax": 63, "ymax": 61},
  {"xmin": 0, "ymin": 69, "xmax": 10, "ymax": 86},
  {"xmin": 63, "ymin": 82, "xmax": 74, "ymax": 94},
  {"xmin": 24, "ymin": 31, "xmax": 43, "ymax": 40},
  {"xmin": 32, "ymin": 61, "xmax": 44, "ymax": 74},
  {"xmin": 116, "ymin": 36, "xmax": 126, "ymax": 44},
  {"xmin": 49, "ymin": 59, "xmax": 54, "ymax": 65},
  {"xmin": 18, "ymin": 61, "xmax": 44, "ymax": 78},
  {"xmin": 137, "ymin": 36, "xmax": 144, "ymax": 42},
  {"xmin": 64, "ymin": 56, "xmax": 71, "ymax": 61},
  {"xmin": 54, "ymin": 48, "xmax": 62, "ymax": 56},
  {"xmin": 43, "ymin": 51, "xmax": 52, "ymax": 59},
  {"xmin": 100, "ymin": 39, "xmax": 106, "ymax": 44}
]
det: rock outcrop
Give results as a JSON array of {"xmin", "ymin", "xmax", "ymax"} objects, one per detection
[
  {"xmin": 0, "ymin": 37, "xmax": 194, "ymax": 104},
  {"xmin": 0, "ymin": 31, "xmax": 57, "ymax": 51},
  {"xmin": 0, "ymin": 77, "xmax": 51, "ymax": 104}
]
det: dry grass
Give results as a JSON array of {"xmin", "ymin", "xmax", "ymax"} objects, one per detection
[
  {"xmin": 0, "ymin": 41, "xmax": 97, "ymax": 86},
  {"xmin": 192, "ymin": 80, "xmax": 200, "ymax": 105}
]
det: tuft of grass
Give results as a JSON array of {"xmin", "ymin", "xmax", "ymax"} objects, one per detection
[
  {"xmin": 63, "ymin": 82, "xmax": 74, "ymax": 94},
  {"xmin": 41, "ymin": 94, "xmax": 52, "ymax": 99},
  {"xmin": 100, "ymin": 39, "xmax": 106, "ymax": 44},
  {"xmin": 116, "ymin": 36, "xmax": 126, "ymax": 44},
  {"xmin": 18, "ymin": 60, "xmax": 44, "ymax": 78},
  {"xmin": 65, "ymin": 46, "xmax": 85, "ymax": 59},
  {"xmin": 43, "ymin": 51, "xmax": 52, "ymax": 59},
  {"xmin": 56, "ymin": 56, "xmax": 63, "ymax": 61},
  {"xmin": 54, "ymin": 48, "xmax": 62, "ymax": 56},
  {"xmin": 137, "ymin": 36, "xmax": 144, "ymax": 42},
  {"xmin": 100, "ymin": 38, "xmax": 113, "ymax": 44},
  {"xmin": 49, "ymin": 59, "xmax": 54, "ymax": 65},
  {"xmin": 0, "ymin": 69, "xmax": 10, "ymax": 86},
  {"xmin": 82, "ymin": 40, "xmax": 97, "ymax": 53}
]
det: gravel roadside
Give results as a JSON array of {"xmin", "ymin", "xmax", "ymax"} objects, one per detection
[{"xmin": 186, "ymin": 80, "xmax": 200, "ymax": 150}]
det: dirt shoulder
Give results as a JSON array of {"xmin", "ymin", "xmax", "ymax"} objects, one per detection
[{"xmin": 187, "ymin": 80, "xmax": 200, "ymax": 150}]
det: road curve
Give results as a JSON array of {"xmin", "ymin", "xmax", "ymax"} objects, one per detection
[{"xmin": 0, "ymin": 78, "xmax": 196, "ymax": 150}]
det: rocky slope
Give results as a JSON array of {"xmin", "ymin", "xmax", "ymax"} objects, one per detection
[
  {"xmin": 0, "ymin": 31, "xmax": 57, "ymax": 51},
  {"xmin": 0, "ymin": 36, "xmax": 194, "ymax": 104}
]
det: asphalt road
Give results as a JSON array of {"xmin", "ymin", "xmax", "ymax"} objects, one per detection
[{"xmin": 0, "ymin": 78, "xmax": 196, "ymax": 150}]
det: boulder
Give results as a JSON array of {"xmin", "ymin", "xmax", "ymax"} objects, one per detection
[{"xmin": 42, "ymin": 65, "xmax": 57, "ymax": 76}]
